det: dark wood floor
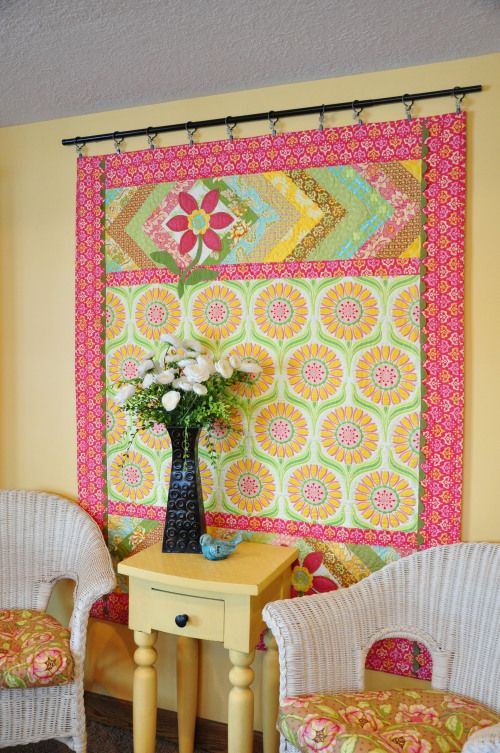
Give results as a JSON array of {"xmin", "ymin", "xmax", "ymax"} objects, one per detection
[{"xmin": 85, "ymin": 691, "xmax": 264, "ymax": 753}]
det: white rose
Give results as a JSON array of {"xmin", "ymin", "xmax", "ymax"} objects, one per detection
[
  {"xmin": 144, "ymin": 350, "xmax": 156, "ymax": 360},
  {"xmin": 137, "ymin": 359, "xmax": 154, "ymax": 376},
  {"xmin": 114, "ymin": 384, "xmax": 136, "ymax": 406},
  {"xmin": 238, "ymin": 359, "xmax": 262, "ymax": 374},
  {"xmin": 156, "ymin": 369, "xmax": 176, "ymax": 385},
  {"xmin": 178, "ymin": 358, "xmax": 196, "ymax": 368},
  {"xmin": 174, "ymin": 379, "xmax": 193, "ymax": 392},
  {"xmin": 192, "ymin": 383, "xmax": 208, "ymax": 396},
  {"xmin": 196, "ymin": 355, "xmax": 215, "ymax": 374},
  {"xmin": 164, "ymin": 354, "xmax": 180, "ymax": 363},
  {"xmin": 142, "ymin": 372, "xmax": 155, "ymax": 388},
  {"xmin": 229, "ymin": 354, "xmax": 242, "ymax": 369},
  {"xmin": 215, "ymin": 357, "xmax": 233, "ymax": 379},
  {"xmin": 184, "ymin": 361, "xmax": 212, "ymax": 383},
  {"xmin": 161, "ymin": 390, "xmax": 181, "ymax": 412}
]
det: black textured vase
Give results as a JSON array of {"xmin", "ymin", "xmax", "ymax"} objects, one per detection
[{"xmin": 162, "ymin": 426, "xmax": 206, "ymax": 554}]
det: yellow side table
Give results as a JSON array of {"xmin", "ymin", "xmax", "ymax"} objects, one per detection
[{"xmin": 118, "ymin": 540, "xmax": 297, "ymax": 753}]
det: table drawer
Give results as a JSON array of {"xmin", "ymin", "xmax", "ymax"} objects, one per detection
[{"xmin": 130, "ymin": 585, "xmax": 225, "ymax": 641}]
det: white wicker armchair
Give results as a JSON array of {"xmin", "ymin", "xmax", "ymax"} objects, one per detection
[
  {"xmin": 0, "ymin": 490, "xmax": 116, "ymax": 752},
  {"xmin": 263, "ymin": 543, "xmax": 500, "ymax": 753}
]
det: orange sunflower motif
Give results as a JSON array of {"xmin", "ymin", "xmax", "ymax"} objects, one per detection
[
  {"xmin": 134, "ymin": 286, "xmax": 181, "ymax": 341},
  {"xmin": 355, "ymin": 344, "xmax": 417, "ymax": 406},
  {"xmin": 106, "ymin": 398, "xmax": 127, "ymax": 447},
  {"xmin": 107, "ymin": 343, "xmax": 147, "ymax": 383},
  {"xmin": 253, "ymin": 282, "xmax": 309, "ymax": 341},
  {"xmin": 320, "ymin": 280, "xmax": 379, "ymax": 341},
  {"xmin": 392, "ymin": 412, "xmax": 420, "ymax": 469},
  {"xmin": 392, "ymin": 283, "xmax": 420, "ymax": 343},
  {"xmin": 286, "ymin": 343, "xmax": 343, "ymax": 402},
  {"xmin": 106, "ymin": 290, "xmax": 126, "ymax": 341},
  {"xmin": 200, "ymin": 412, "xmax": 244, "ymax": 455},
  {"xmin": 320, "ymin": 406, "xmax": 379, "ymax": 464},
  {"xmin": 254, "ymin": 402, "xmax": 309, "ymax": 459},
  {"xmin": 138, "ymin": 422, "xmax": 170, "ymax": 452},
  {"xmin": 287, "ymin": 464, "xmax": 343, "ymax": 522},
  {"xmin": 191, "ymin": 283, "xmax": 243, "ymax": 340},
  {"xmin": 199, "ymin": 459, "xmax": 215, "ymax": 507},
  {"xmin": 354, "ymin": 470, "xmax": 416, "ymax": 530},
  {"xmin": 230, "ymin": 342, "xmax": 275, "ymax": 399},
  {"xmin": 224, "ymin": 458, "xmax": 275, "ymax": 515},
  {"xmin": 109, "ymin": 450, "xmax": 155, "ymax": 503}
]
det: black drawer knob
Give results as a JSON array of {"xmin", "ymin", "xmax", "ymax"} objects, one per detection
[{"xmin": 175, "ymin": 613, "xmax": 189, "ymax": 628}]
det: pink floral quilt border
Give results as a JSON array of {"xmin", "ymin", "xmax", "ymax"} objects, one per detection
[{"xmin": 75, "ymin": 114, "xmax": 465, "ymax": 549}]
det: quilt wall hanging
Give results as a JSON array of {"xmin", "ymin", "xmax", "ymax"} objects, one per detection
[{"xmin": 76, "ymin": 112, "xmax": 466, "ymax": 679}]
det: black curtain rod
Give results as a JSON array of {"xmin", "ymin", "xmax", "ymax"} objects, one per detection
[{"xmin": 62, "ymin": 85, "xmax": 482, "ymax": 147}]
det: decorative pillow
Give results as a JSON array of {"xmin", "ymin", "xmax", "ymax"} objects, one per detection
[
  {"xmin": 0, "ymin": 609, "xmax": 74, "ymax": 688},
  {"xmin": 278, "ymin": 688, "xmax": 500, "ymax": 753}
]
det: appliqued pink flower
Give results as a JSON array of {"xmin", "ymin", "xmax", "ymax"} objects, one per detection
[
  {"xmin": 291, "ymin": 551, "xmax": 339, "ymax": 597},
  {"xmin": 395, "ymin": 703, "xmax": 440, "ymax": 726},
  {"xmin": 166, "ymin": 189, "xmax": 233, "ymax": 255},
  {"xmin": 27, "ymin": 648, "xmax": 66, "ymax": 683},
  {"xmin": 340, "ymin": 704, "xmax": 382, "ymax": 732},
  {"xmin": 297, "ymin": 715, "xmax": 345, "ymax": 751}
]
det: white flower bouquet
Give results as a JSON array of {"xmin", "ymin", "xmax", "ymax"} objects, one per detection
[{"xmin": 114, "ymin": 334, "xmax": 261, "ymax": 443}]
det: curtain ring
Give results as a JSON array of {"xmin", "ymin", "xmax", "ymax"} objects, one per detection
[
  {"xmin": 402, "ymin": 94, "xmax": 414, "ymax": 121},
  {"xmin": 74, "ymin": 139, "xmax": 85, "ymax": 160},
  {"xmin": 352, "ymin": 100, "xmax": 363, "ymax": 125},
  {"xmin": 113, "ymin": 132, "xmax": 124, "ymax": 154},
  {"xmin": 268, "ymin": 111, "xmax": 279, "ymax": 136},
  {"xmin": 185, "ymin": 122, "xmax": 197, "ymax": 146},
  {"xmin": 146, "ymin": 127, "xmax": 157, "ymax": 150},
  {"xmin": 225, "ymin": 116, "xmax": 236, "ymax": 142},
  {"xmin": 453, "ymin": 87, "xmax": 466, "ymax": 114},
  {"xmin": 318, "ymin": 104, "xmax": 325, "ymax": 132}
]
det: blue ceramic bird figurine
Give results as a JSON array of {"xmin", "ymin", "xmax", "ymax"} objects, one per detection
[{"xmin": 200, "ymin": 532, "xmax": 246, "ymax": 560}]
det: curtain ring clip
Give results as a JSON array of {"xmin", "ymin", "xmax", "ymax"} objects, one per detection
[
  {"xmin": 268, "ymin": 111, "xmax": 279, "ymax": 137},
  {"xmin": 185, "ymin": 122, "xmax": 197, "ymax": 146},
  {"xmin": 318, "ymin": 104, "xmax": 326, "ymax": 132},
  {"xmin": 75, "ymin": 139, "xmax": 85, "ymax": 159},
  {"xmin": 113, "ymin": 132, "xmax": 124, "ymax": 154},
  {"xmin": 352, "ymin": 100, "xmax": 363, "ymax": 125},
  {"xmin": 453, "ymin": 87, "xmax": 466, "ymax": 114},
  {"xmin": 146, "ymin": 127, "xmax": 157, "ymax": 150},
  {"xmin": 402, "ymin": 94, "xmax": 414, "ymax": 121},
  {"xmin": 225, "ymin": 116, "xmax": 236, "ymax": 142}
]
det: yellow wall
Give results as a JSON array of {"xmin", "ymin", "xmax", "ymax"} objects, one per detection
[{"xmin": 1, "ymin": 52, "xmax": 499, "ymax": 725}]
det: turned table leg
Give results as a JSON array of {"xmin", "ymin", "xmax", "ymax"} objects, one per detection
[
  {"xmin": 228, "ymin": 649, "xmax": 255, "ymax": 753},
  {"xmin": 262, "ymin": 629, "xmax": 280, "ymax": 753},
  {"xmin": 177, "ymin": 636, "xmax": 199, "ymax": 753},
  {"xmin": 133, "ymin": 630, "xmax": 158, "ymax": 753}
]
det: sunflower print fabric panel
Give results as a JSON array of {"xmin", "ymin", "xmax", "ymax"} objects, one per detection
[{"xmin": 76, "ymin": 115, "xmax": 466, "ymax": 683}]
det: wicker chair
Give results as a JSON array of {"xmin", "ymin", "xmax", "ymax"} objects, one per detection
[
  {"xmin": 263, "ymin": 542, "xmax": 500, "ymax": 753},
  {"xmin": 0, "ymin": 490, "xmax": 116, "ymax": 752}
]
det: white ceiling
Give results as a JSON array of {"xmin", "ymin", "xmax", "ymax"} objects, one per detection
[{"xmin": 1, "ymin": 0, "xmax": 499, "ymax": 128}]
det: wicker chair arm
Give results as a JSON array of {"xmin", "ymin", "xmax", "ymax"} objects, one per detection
[
  {"xmin": 463, "ymin": 723, "xmax": 500, "ymax": 752},
  {"xmin": 263, "ymin": 588, "xmax": 367, "ymax": 698},
  {"xmin": 68, "ymin": 540, "xmax": 116, "ymax": 658}
]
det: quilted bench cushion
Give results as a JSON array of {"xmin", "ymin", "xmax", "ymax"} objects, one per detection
[
  {"xmin": 0, "ymin": 609, "xmax": 74, "ymax": 688},
  {"xmin": 278, "ymin": 688, "xmax": 500, "ymax": 753}
]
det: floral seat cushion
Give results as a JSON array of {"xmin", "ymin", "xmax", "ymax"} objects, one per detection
[
  {"xmin": 0, "ymin": 609, "xmax": 74, "ymax": 688},
  {"xmin": 278, "ymin": 688, "xmax": 500, "ymax": 753}
]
